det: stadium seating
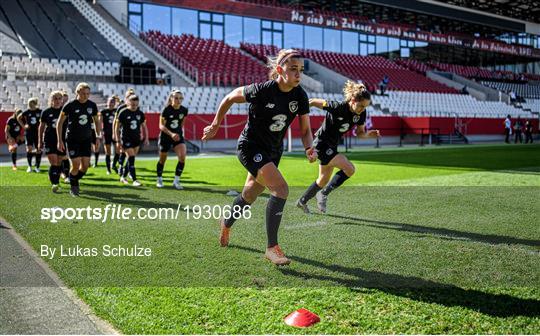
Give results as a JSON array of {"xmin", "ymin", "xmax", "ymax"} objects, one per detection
[
  {"xmin": 0, "ymin": 79, "xmax": 75, "ymax": 111},
  {"xmin": 521, "ymin": 99, "xmax": 540, "ymax": 113},
  {"xmin": 0, "ymin": 55, "xmax": 120, "ymax": 81},
  {"xmin": 240, "ymin": 42, "xmax": 457, "ymax": 93},
  {"xmin": 0, "ymin": 0, "xmax": 122, "ymax": 61},
  {"xmin": 480, "ymin": 81, "xmax": 540, "ymax": 99},
  {"xmin": 141, "ymin": 31, "xmax": 268, "ymax": 86},
  {"xmin": 68, "ymin": 0, "xmax": 147, "ymax": 63},
  {"xmin": 96, "ymin": 83, "xmax": 382, "ymax": 116},
  {"xmin": 372, "ymin": 91, "xmax": 533, "ymax": 118}
]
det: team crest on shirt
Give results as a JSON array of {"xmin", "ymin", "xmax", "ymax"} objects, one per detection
[
  {"xmin": 136, "ymin": 115, "xmax": 141, "ymax": 120},
  {"xmin": 87, "ymin": 108, "xmax": 93, "ymax": 114},
  {"xmin": 69, "ymin": 150, "xmax": 75, "ymax": 155},
  {"xmin": 289, "ymin": 101, "xmax": 298, "ymax": 113},
  {"xmin": 326, "ymin": 148, "xmax": 333, "ymax": 156},
  {"xmin": 353, "ymin": 115, "xmax": 361, "ymax": 123},
  {"xmin": 253, "ymin": 154, "xmax": 263, "ymax": 163}
]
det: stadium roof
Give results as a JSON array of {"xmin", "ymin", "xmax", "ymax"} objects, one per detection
[
  {"xmin": 431, "ymin": 0, "xmax": 540, "ymax": 24},
  {"xmin": 289, "ymin": 0, "xmax": 539, "ymax": 24}
]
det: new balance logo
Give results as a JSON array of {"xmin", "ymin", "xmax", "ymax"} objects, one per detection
[{"xmin": 265, "ymin": 103, "xmax": 275, "ymax": 109}]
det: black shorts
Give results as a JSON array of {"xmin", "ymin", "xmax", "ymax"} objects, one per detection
[
  {"xmin": 315, "ymin": 140, "xmax": 338, "ymax": 166},
  {"xmin": 66, "ymin": 139, "xmax": 92, "ymax": 158},
  {"xmin": 44, "ymin": 139, "xmax": 66, "ymax": 156},
  {"xmin": 122, "ymin": 136, "xmax": 141, "ymax": 149},
  {"xmin": 25, "ymin": 128, "xmax": 39, "ymax": 147},
  {"xmin": 103, "ymin": 131, "xmax": 114, "ymax": 145},
  {"xmin": 159, "ymin": 134, "xmax": 184, "ymax": 153},
  {"xmin": 237, "ymin": 141, "xmax": 282, "ymax": 178}
]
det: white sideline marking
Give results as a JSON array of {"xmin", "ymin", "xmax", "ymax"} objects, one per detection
[{"xmin": 283, "ymin": 221, "xmax": 327, "ymax": 229}]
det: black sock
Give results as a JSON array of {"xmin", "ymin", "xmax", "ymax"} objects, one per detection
[
  {"xmin": 224, "ymin": 194, "xmax": 251, "ymax": 228},
  {"xmin": 266, "ymin": 195, "xmax": 286, "ymax": 247},
  {"xmin": 300, "ymin": 181, "xmax": 322, "ymax": 204},
  {"xmin": 156, "ymin": 162, "xmax": 164, "ymax": 177},
  {"xmin": 128, "ymin": 156, "xmax": 136, "ymax": 180},
  {"xmin": 122, "ymin": 157, "xmax": 130, "ymax": 178},
  {"xmin": 94, "ymin": 152, "xmax": 99, "ymax": 166},
  {"xmin": 76, "ymin": 170, "xmax": 86, "ymax": 181},
  {"xmin": 112, "ymin": 153, "xmax": 119, "ymax": 168},
  {"xmin": 11, "ymin": 152, "xmax": 17, "ymax": 165},
  {"xmin": 175, "ymin": 161, "xmax": 185, "ymax": 178},
  {"xmin": 35, "ymin": 152, "xmax": 42, "ymax": 168},
  {"xmin": 69, "ymin": 173, "xmax": 78, "ymax": 187},
  {"xmin": 48, "ymin": 166, "xmax": 54, "ymax": 184},
  {"xmin": 322, "ymin": 170, "xmax": 350, "ymax": 196},
  {"xmin": 105, "ymin": 155, "xmax": 111, "ymax": 171},
  {"xmin": 27, "ymin": 152, "xmax": 33, "ymax": 167},
  {"xmin": 118, "ymin": 153, "xmax": 126, "ymax": 175},
  {"xmin": 51, "ymin": 165, "xmax": 61, "ymax": 184},
  {"xmin": 62, "ymin": 159, "xmax": 70, "ymax": 176}
]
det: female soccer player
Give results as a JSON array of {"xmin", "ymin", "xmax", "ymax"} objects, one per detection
[
  {"xmin": 38, "ymin": 91, "xmax": 66, "ymax": 193},
  {"xmin": 5, "ymin": 109, "xmax": 24, "ymax": 170},
  {"xmin": 56, "ymin": 83, "xmax": 101, "ymax": 197},
  {"xmin": 156, "ymin": 90, "xmax": 189, "ymax": 189},
  {"xmin": 114, "ymin": 94, "xmax": 149, "ymax": 186},
  {"xmin": 296, "ymin": 81, "xmax": 380, "ymax": 214},
  {"xmin": 202, "ymin": 49, "xmax": 316, "ymax": 265},
  {"xmin": 99, "ymin": 96, "xmax": 118, "ymax": 174},
  {"xmin": 18, "ymin": 98, "xmax": 42, "ymax": 172},
  {"xmin": 113, "ymin": 89, "xmax": 135, "ymax": 176},
  {"xmin": 60, "ymin": 91, "xmax": 70, "ymax": 182}
]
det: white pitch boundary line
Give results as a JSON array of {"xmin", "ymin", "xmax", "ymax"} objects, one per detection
[{"xmin": 0, "ymin": 215, "xmax": 119, "ymax": 335}]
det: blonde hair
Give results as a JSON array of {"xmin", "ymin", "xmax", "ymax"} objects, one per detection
[
  {"xmin": 166, "ymin": 89, "xmax": 183, "ymax": 107},
  {"xmin": 124, "ymin": 88, "xmax": 135, "ymax": 99},
  {"xmin": 75, "ymin": 82, "xmax": 90, "ymax": 93},
  {"xmin": 267, "ymin": 49, "xmax": 302, "ymax": 80},
  {"xmin": 343, "ymin": 80, "xmax": 370, "ymax": 102},
  {"xmin": 27, "ymin": 97, "xmax": 39, "ymax": 109},
  {"xmin": 48, "ymin": 90, "xmax": 64, "ymax": 108}
]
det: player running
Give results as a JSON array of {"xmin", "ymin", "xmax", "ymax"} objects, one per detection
[
  {"xmin": 5, "ymin": 109, "xmax": 24, "ymax": 170},
  {"xmin": 156, "ymin": 90, "xmax": 189, "ymax": 189},
  {"xmin": 38, "ymin": 91, "xmax": 66, "ymax": 193},
  {"xmin": 56, "ymin": 83, "xmax": 101, "ymax": 197},
  {"xmin": 296, "ymin": 81, "xmax": 380, "ymax": 214},
  {"xmin": 202, "ymin": 49, "xmax": 316, "ymax": 265},
  {"xmin": 114, "ymin": 94, "xmax": 149, "ymax": 186},
  {"xmin": 17, "ymin": 98, "xmax": 42, "ymax": 173}
]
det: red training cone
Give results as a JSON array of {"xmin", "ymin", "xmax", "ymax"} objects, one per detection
[{"xmin": 284, "ymin": 308, "xmax": 320, "ymax": 328}]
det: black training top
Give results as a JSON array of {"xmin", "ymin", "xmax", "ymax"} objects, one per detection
[
  {"xmin": 100, "ymin": 108, "xmax": 116, "ymax": 135},
  {"xmin": 61, "ymin": 99, "xmax": 98, "ymax": 141},
  {"xmin": 239, "ymin": 80, "xmax": 309, "ymax": 154},
  {"xmin": 21, "ymin": 109, "xmax": 41, "ymax": 130},
  {"xmin": 40, "ymin": 107, "xmax": 62, "ymax": 143},
  {"xmin": 160, "ymin": 105, "xmax": 188, "ymax": 136},
  {"xmin": 314, "ymin": 100, "xmax": 366, "ymax": 148},
  {"xmin": 6, "ymin": 117, "xmax": 21, "ymax": 138},
  {"xmin": 117, "ymin": 108, "xmax": 146, "ymax": 139}
]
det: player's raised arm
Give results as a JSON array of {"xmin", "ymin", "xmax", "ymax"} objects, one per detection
[
  {"xmin": 202, "ymin": 87, "xmax": 246, "ymax": 141},
  {"xmin": 309, "ymin": 98, "xmax": 326, "ymax": 109}
]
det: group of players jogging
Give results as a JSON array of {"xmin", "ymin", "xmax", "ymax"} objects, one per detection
[{"xmin": 5, "ymin": 48, "xmax": 379, "ymax": 265}]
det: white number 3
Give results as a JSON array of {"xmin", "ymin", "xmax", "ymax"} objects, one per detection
[{"xmin": 269, "ymin": 114, "xmax": 287, "ymax": 132}]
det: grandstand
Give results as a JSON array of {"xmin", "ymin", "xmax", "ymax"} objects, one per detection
[{"xmin": 1, "ymin": 0, "xmax": 539, "ymax": 145}]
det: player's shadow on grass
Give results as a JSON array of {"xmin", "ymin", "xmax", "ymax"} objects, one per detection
[
  {"xmin": 322, "ymin": 213, "xmax": 540, "ymax": 248},
  {"xmin": 231, "ymin": 244, "xmax": 539, "ymax": 318},
  {"xmin": 80, "ymin": 188, "xmax": 182, "ymax": 210}
]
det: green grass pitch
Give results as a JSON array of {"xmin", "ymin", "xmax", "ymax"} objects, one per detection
[{"xmin": 1, "ymin": 144, "xmax": 539, "ymax": 334}]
